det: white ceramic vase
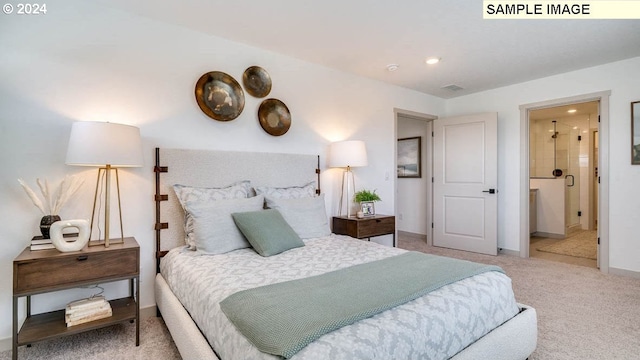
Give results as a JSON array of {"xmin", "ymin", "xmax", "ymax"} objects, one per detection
[{"xmin": 50, "ymin": 219, "xmax": 90, "ymax": 252}]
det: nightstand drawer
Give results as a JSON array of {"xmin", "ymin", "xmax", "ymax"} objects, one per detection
[
  {"xmin": 356, "ymin": 217, "xmax": 395, "ymax": 238},
  {"xmin": 333, "ymin": 215, "xmax": 396, "ymax": 242},
  {"xmin": 14, "ymin": 248, "xmax": 138, "ymax": 294}
]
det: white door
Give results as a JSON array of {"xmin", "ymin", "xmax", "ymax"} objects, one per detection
[{"xmin": 433, "ymin": 113, "xmax": 498, "ymax": 255}]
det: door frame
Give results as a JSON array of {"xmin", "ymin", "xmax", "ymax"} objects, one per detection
[
  {"xmin": 519, "ymin": 91, "xmax": 610, "ymax": 273},
  {"xmin": 589, "ymin": 129, "xmax": 598, "ymax": 231},
  {"xmin": 394, "ymin": 108, "xmax": 437, "ymax": 246}
]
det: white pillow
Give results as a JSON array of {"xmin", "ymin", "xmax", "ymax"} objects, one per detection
[
  {"xmin": 185, "ymin": 195, "xmax": 265, "ymax": 255},
  {"xmin": 255, "ymin": 181, "xmax": 316, "ymax": 199},
  {"xmin": 173, "ymin": 181, "xmax": 252, "ymax": 249},
  {"xmin": 265, "ymin": 194, "xmax": 331, "ymax": 239}
]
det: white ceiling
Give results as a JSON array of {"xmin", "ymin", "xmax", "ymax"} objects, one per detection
[{"xmin": 100, "ymin": 0, "xmax": 640, "ymax": 99}]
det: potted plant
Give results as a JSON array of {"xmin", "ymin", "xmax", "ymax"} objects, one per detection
[{"xmin": 354, "ymin": 189, "xmax": 381, "ymax": 217}]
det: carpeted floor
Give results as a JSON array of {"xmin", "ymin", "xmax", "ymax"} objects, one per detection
[
  {"xmin": 400, "ymin": 234, "xmax": 640, "ymax": 360},
  {"xmin": 536, "ymin": 230, "xmax": 598, "ymax": 260},
  {"xmin": 0, "ymin": 317, "xmax": 181, "ymax": 360},
  {"xmin": 3, "ymin": 235, "xmax": 639, "ymax": 360}
]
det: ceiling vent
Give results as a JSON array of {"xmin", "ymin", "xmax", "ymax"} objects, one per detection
[{"xmin": 441, "ymin": 84, "xmax": 464, "ymax": 91}]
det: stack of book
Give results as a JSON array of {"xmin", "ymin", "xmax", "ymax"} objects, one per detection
[
  {"xmin": 30, "ymin": 233, "xmax": 80, "ymax": 251},
  {"xmin": 30, "ymin": 238, "xmax": 54, "ymax": 251},
  {"xmin": 65, "ymin": 296, "xmax": 112, "ymax": 327}
]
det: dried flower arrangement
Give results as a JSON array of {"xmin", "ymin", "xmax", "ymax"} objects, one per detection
[{"xmin": 18, "ymin": 175, "xmax": 84, "ymax": 215}]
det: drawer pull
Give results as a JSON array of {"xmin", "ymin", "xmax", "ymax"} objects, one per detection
[
  {"xmin": 376, "ymin": 219, "xmax": 381, "ymax": 222},
  {"xmin": 77, "ymin": 255, "xmax": 88, "ymax": 261}
]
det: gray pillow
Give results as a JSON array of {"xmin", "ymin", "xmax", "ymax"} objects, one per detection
[
  {"xmin": 232, "ymin": 209, "xmax": 305, "ymax": 257},
  {"xmin": 185, "ymin": 195, "xmax": 264, "ymax": 255},
  {"xmin": 173, "ymin": 181, "xmax": 252, "ymax": 249},
  {"xmin": 255, "ymin": 181, "xmax": 316, "ymax": 199},
  {"xmin": 264, "ymin": 193, "xmax": 331, "ymax": 239}
]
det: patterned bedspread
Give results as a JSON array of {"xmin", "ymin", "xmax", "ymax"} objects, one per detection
[{"xmin": 160, "ymin": 235, "xmax": 519, "ymax": 360}]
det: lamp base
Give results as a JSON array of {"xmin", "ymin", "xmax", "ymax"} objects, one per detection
[
  {"xmin": 338, "ymin": 167, "xmax": 356, "ymax": 218},
  {"xmin": 89, "ymin": 166, "xmax": 125, "ymax": 248}
]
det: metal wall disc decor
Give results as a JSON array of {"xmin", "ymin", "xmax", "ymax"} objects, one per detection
[
  {"xmin": 195, "ymin": 71, "xmax": 245, "ymax": 121},
  {"xmin": 242, "ymin": 66, "xmax": 272, "ymax": 98},
  {"xmin": 258, "ymin": 98, "xmax": 291, "ymax": 136}
]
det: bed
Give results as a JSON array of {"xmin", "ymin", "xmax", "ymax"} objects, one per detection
[{"xmin": 153, "ymin": 148, "xmax": 537, "ymax": 360}]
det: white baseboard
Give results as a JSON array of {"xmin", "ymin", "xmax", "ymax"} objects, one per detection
[
  {"xmin": 609, "ymin": 267, "xmax": 640, "ymax": 279},
  {"xmin": 0, "ymin": 337, "xmax": 9, "ymax": 354},
  {"xmin": 499, "ymin": 248, "xmax": 520, "ymax": 257},
  {"xmin": 140, "ymin": 304, "xmax": 158, "ymax": 319},
  {"xmin": 0, "ymin": 304, "xmax": 158, "ymax": 353},
  {"xmin": 397, "ymin": 230, "xmax": 427, "ymax": 240}
]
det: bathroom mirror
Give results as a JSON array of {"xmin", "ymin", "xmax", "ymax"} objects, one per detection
[{"xmin": 632, "ymin": 101, "xmax": 640, "ymax": 164}]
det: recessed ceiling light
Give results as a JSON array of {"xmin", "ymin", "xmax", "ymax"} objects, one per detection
[
  {"xmin": 386, "ymin": 64, "xmax": 399, "ymax": 72},
  {"xmin": 567, "ymin": 109, "xmax": 577, "ymax": 113},
  {"xmin": 425, "ymin": 57, "xmax": 440, "ymax": 65}
]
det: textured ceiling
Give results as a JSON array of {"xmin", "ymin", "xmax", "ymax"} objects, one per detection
[{"xmin": 99, "ymin": 0, "xmax": 640, "ymax": 99}]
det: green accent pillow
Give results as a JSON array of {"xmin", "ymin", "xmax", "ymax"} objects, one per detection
[{"xmin": 232, "ymin": 209, "xmax": 305, "ymax": 257}]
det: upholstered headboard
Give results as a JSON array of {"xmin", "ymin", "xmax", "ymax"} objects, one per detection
[{"xmin": 154, "ymin": 148, "xmax": 320, "ymax": 269}]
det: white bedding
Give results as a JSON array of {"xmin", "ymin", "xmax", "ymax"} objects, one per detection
[{"xmin": 160, "ymin": 235, "xmax": 519, "ymax": 360}]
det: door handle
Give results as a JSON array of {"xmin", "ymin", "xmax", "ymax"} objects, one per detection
[
  {"xmin": 482, "ymin": 189, "xmax": 496, "ymax": 194},
  {"xmin": 565, "ymin": 175, "xmax": 575, "ymax": 187}
]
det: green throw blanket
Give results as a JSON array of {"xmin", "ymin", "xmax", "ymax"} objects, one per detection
[{"xmin": 220, "ymin": 251, "xmax": 504, "ymax": 358}]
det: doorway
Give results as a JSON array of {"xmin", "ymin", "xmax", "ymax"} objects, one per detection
[
  {"xmin": 394, "ymin": 109, "xmax": 435, "ymax": 246},
  {"xmin": 520, "ymin": 91, "xmax": 610, "ymax": 273},
  {"xmin": 528, "ymin": 101, "xmax": 598, "ymax": 267},
  {"xmin": 395, "ymin": 109, "xmax": 499, "ymax": 255}
]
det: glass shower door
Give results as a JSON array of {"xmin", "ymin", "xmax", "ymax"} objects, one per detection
[{"xmin": 559, "ymin": 124, "xmax": 581, "ymax": 229}]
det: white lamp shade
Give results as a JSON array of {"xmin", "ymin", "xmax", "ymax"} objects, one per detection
[
  {"xmin": 328, "ymin": 140, "xmax": 368, "ymax": 168},
  {"xmin": 66, "ymin": 121, "xmax": 144, "ymax": 167}
]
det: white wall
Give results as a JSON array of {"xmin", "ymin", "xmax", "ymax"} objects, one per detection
[
  {"xmin": 397, "ymin": 115, "xmax": 430, "ymax": 235},
  {"xmin": 0, "ymin": 1, "xmax": 445, "ymax": 342},
  {"xmin": 445, "ymin": 56, "xmax": 640, "ymax": 273}
]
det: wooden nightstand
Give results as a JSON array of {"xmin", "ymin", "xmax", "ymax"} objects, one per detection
[
  {"xmin": 332, "ymin": 215, "xmax": 396, "ymax": 247},
  {"xmin": 12, "ymin": 237, "xmax": 140, "ymax": 360}
]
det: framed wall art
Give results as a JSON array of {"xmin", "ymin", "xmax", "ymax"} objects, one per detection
[
  {"xmin": 632, "ymin": 101, "xmax": 640, "ymax": 164},
  {"xmin": 397, "ymin": 136, "xmax": 421, "ymax": 178}
]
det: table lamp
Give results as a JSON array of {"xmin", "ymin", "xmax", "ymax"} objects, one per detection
[
  {"xmin": 66, "ymin": 121, "xmax": 143, "ymax": 247},
  {"xmin": 328, "ymin": 140, "xmax": 368, "ymax": 217}
]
